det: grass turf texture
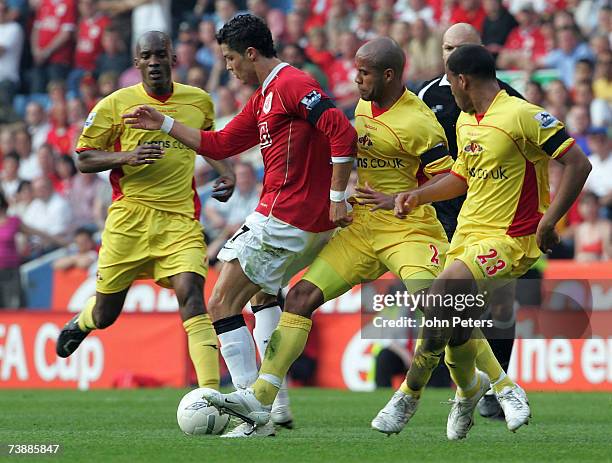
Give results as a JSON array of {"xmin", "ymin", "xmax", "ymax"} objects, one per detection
[{"xmin": 1, "ymin": 388, "xmax": 610, "ymax": 462}]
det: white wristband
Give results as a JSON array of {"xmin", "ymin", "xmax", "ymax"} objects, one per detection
[
  {"xmin": 160, "ymin": 115, "xmax": 174, "ymax": 133},
  {"xmin": 330, "ymin": 189, "xmax": 347, "ymax": 202}
]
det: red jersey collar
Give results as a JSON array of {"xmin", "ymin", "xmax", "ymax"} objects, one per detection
[{"xmin": 143, "ymin": 83, "xmax": 174, "ymax": 103}]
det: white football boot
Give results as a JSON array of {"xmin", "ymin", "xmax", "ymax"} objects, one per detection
[
  {"xmin": 371, "ymin": 390, "xmax": 419, "ymax": 435},
  {"xmin": 495, "ymin": 383, "xmax": 531, "ymax": 432},
  {"xmin": 446, "ymin": 371, "xmax": 490, "ymax": 440},
  {"xmin": 222, "ymin": 420, "xmax": 276, "ymax": 438},
  {"xmin": 201, "ymin": 388, "xmax": 271, "ymax": 426}
]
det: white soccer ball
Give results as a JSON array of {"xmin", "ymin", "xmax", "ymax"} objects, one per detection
[{"xmin": 177, "ymin": 388, "xmax": 230, "ymax": 435}]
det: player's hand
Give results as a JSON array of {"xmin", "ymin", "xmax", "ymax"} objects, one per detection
[
  {"xmin": 211, "ymin": 174, "xmax": 236, "ymax": 202},
  {"xmin": 394, "ymin": 191, "xmax": 420, "ymax": 218},
  {"xmin": 122, "ymin": 105, "xmax": 164, "ymax": 130},
  {"xmin": 354, "ymin": 182, "xmax": 395, "ymax": 211},
  {"xmin": 121, "ymin": 144, "xmax": 164, "ymax": 166},
  {"xmin": 536, "ymin": 218, "xmax": 560, "ymax": 254},
  {"xmin": 330, "ymin": 200, "xmax": 352, "ymax": 227}
]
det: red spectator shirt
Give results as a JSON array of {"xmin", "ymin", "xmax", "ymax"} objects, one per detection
[
  {"xmin": 450, "ymin": 4, "xmax": 486, "ymax": 32},
  {"xmin": 504, "ymin": 27, "xmax": 549, "ymax": 64},
  {"xmin": 198, "ymin": 63, "xmax": 357, "ymax": 232},
  {"xmin": 34, "ymin": 0, "xmax": 76, "ymax": 65},
  {"xmin": 326, "ymin": 58, "xmax": 358, "ymax": 107},
  {"xmin": 74, "ymin": 14, "xmax": 110, "ymax": 71},
  {"xmin": 47, "ymin": 124, "xmax": 74, "ymax": 156}
]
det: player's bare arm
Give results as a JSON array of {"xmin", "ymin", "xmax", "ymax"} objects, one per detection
[
  {"xmin": 330, "ymin": 160, "xmax": 354, "ymax": 227},
  {"xmin": 76, "ymin": 145, "xmax": 165, "ymax": 173},
  {"xmin": 536, "ymin": 144, "xmax": 591, "ymax": 253},
  {"xmin": 123, "ymin": 105, "xmax": 203, "ymax": 152},
  {"xmin": 394, "ymin": 173, "xmax": 467, "ymax": 218}
]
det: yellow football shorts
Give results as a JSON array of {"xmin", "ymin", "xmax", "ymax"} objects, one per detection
[
  {"xmin": 445, "ymin": 230, "xmax": 540, "ymax": 281},
  {"xmin": 96, "ymin": 199, "xmax": 207, "ymax": 294},
  {"xmin": 303, "ymin": 205, "xmax": 449, "ymax": 302}
]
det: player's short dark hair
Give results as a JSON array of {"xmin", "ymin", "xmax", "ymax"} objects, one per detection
[
  {"xmin": 447, "ymin": 44, "xmax": 496, "ymax": 81},
  {"xmin": 216, "ymin": 14, "xmax": 276, "ymax": 58},
  {"xmin": 75, "ymin": 227, "xmax": 95, "ymax": 239},
  {"xmin": 5, "ymin": 151, "xmax": 20, "ymax": 165}
]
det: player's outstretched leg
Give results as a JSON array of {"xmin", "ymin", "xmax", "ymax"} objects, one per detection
[{"xmin": 56, "ymin": 291, "xmax": 126, "ymax": 357}]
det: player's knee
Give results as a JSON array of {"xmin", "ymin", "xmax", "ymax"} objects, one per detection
[
  {"xmin": 413, "ymin": 348, "xmax": 443, "ymax": 371},
  {"xmin": 285, "ymin": 281, "xmax": 323, "ymax": 317}
]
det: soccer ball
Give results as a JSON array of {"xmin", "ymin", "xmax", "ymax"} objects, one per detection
[{"xmin": 176, "ymin": 388, "xmax": 230, "ymax": 435}]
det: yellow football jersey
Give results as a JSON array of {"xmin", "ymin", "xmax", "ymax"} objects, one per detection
[
  {"xmin": 353, "ymin": 89, "xmax": 453, "ymax": 197},
  {"xmin": 452, "ymin": 90, "xmax": 575, "ymax": 237},
  {"xmin": 76, "ymin": 82, "xmax": 215, "ymax": 219}
]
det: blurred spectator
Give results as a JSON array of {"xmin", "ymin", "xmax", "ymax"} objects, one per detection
[
  {"xmin": 247, "ymin": 0, "xmax": 269, "ymax": 20},
  {"xmin": 67, "ymin": 0, "xmax": 110, "ymax": 97},
  {"xmin": 52, "ymin": 226, "xmax": 98, "ymax": 271},
  {"xmin": 25, "ymin": 101, "xmax": 51, "ymax": 152},
  {"xmin": 450, "ymin": 0, "xmax": 486, "ymax": 32},
  {"xmin": 68, "ymin": 171, "xmax": 103, "ymax": 230},
  {"xmin": 305, "ymin": 27, "xmax": 335, "ymax": 74},
  {"xmin": 285, "ymin": 11, "xmax": 308, "ymax": 47},
  {"xmin": 0, "ymin": 191, "xmax": 66, "ymax": 307},
  {"xmin": 506, "ymin": 0, "xmax": 547, "ymax": 15},
  {"xmin": 540, "ymin": 25, "xmax": 595, "ymax": 88},
  {"xmin": 23, "ymin": 176, "xmax": 72, "ymax": 250},
  {"xmin": 55, "ymin": 154, "xmax": 77, "ymax": 195},
  {"xmin": 584, "ymin": 127, "xmax": 612, "ymax": 208},
  {"xmin": 566, "ymin": 105, "xmax": 592, "ymax": 155},
  {"xmin": 267, "ymin": 8, "xmax": 286, "ymax": 44},
  {"xmin": 574, "ymin": 58, "xmax": 595, "ymax": 84},
  {"xmin": 0, "ymin": 0, "xmax": 24, "ymax": 121},
  {"xmin": 196, "ymin": 19, "xmax": 217, "ymax": 72},
  {"xmin": 593, "ymin": 50, "xmax": 612, "ymax": 103},
  {"xmin": 95, "ymin": 27, "xmax": 131, "ymax": 78},
  {"xmin": 497, "ymin": 4, "xmax": 548, "ymax": 71},
  {"xmin": 205, "ymin": 162, "xmax": 260, "ymax": 260},
  {"xmin": 186, "ymin": 65, "xmax": 208, "ymax": 89},
  {"xmin": 0, "ymin": 152, "xmax": 21, "ymax": 201},
  {"xmin": 390, "ymin": 20, "xmax": 411, "ymax": 52},
  {"xmin": 571, "ymin": 0, "xmax": 603, "ymax": 36},
  {"xmin": 327, "ymin": 31, "xmax": 360, "ymax": 117},
  {"xmin": 481, "ymin": 0, "xmax": 517, "ymax": 60},
  {"xmin": 14, "ymin": 128, "xmax": 42, "ymax": 181},
  {"xmin": 590, "ymin": 33, "xmax": 611, "ymax": 57},
  {"xmin": 0, "ymin": 128, "xmax": 15, "ymax": 159},
  {"xmin": 545, "ymin": 79, "xmax": 571, "ymax": 121},
  {"xmin": 280, "ymin": 43, "xmax": 328, "ymax": 90},
  {"xmin": 92, "ymin": 179, "xmax": 111, "ymax": 230},
  {"xmin": 47, "ymin": 79, "xmax": 67, "ymax": 108},
  {"xmin": 373, "ymin": 9, "xmax": 394, "ymax": 38},
  {"xmin": 396, "ymin": 0, "xmax": 435, "ymax": 27},
  {"xmin": 30, "ymin": 0, "xmax": 76, "ymax": 93},
  {"xmin": 212, "ymin": 0, "xmax": 239, "ymax": 31},
  {"xmin": 406, "ymin": 18, "xmax": 443, "ymax": 90},
  {"xmin": 352, "ymin": 3, "xmax": 376, "ymax": 42},
  {"xmin": 525, "ymin": 80, "xmax": 545, "ymax": 106},
  {"xmin": 77, "ymin": 74, "xmax": 99, "ymax": 111},
  {"xmin": 36, "ymin": 143, "xmax": 62, "ymax": 191},
  {"xmin": 175, "ymin": 41, "xmax": 199, "ymax": 83},
  {"xmin": 326, "ymin": 0, "xmax": 353, "ymax": 50},
  {"xmin": 98, "ymin": 71, "xmax": 119, "ymax": 97},
  {"xmin": 574, "ymin": 191, "xmax": 611, "ymax": 261},
  {"xmin": 46, "ymin": 103, "xmax": 73, "ymax": 156},
  {"xmin": 215, "ymin": 86, "xmax": 239, "ymax": 125},
  {"xmin": 573, "ymin": 80, "xmax": 612, "ymax": 129},
  {"xmin": 7, "ymin": 179, "xmax": 32, "ymax": 218},
  {"xmin": 67, "ymin": 98, "xmax": 87, "ymax": 127},
  {"xmin": 4, "ymin": 0, "xmax": 26, "ymax": 21}
]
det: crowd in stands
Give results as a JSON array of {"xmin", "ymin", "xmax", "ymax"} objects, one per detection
[{"xmin": 0, "ymin": 0, "xmax": 610, "ymax": 307}]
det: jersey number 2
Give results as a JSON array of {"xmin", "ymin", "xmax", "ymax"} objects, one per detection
[{"xmin": 429, "ymin": 244, "xmax": 440, "ymax": 265}]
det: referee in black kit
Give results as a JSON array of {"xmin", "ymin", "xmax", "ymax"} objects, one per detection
[{"xmin": 417, "ymin": 23, "xmax": 523, "ymax": 420}]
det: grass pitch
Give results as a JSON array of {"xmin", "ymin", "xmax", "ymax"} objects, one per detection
[{"xmin": 1, "ymin": 388, "xmax": 610, "ymax": 462}]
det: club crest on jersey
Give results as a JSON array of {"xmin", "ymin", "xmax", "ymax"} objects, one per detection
[
  {"xmin": 84, "ymin": 112, "xmax": 96, "ymax": 128},
  {"xmin": 463, "ymin": 141, "xmax": 483, "ymax": 155},
  {"xmin": 358, "ymin": 134, "xmax": 373, "ymax": 147},
  {"xmin": 300, "ymin": 90, "xmax": 322, "ymax": 110},
  {"xmin": 263, "ymin": 92, "xmax": 273, "ymax": 114},
  {"xmin": 534, "ymin": 111, "xmax": 559, "ymax": 128}
]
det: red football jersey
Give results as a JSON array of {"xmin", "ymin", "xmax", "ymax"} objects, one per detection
[
  {"xmin": 34, "ymin": 0, "xmax": 76, "ymax": 65},
  {"xmin": 199, "ymin": 64, "xmax": 357, "ymax": 233},
  {"xmin": 74, "ymin": 14, "xmax": 110, "ymax": 71}
]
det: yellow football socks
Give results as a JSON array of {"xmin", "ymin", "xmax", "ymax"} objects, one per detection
[
  {"xmin": 253, "ymin": 312, "xmax": 312, "ymax": 405},
  {"xmin": 445, "ymin": 339, "xmax": 480, "ymax": 397},
  {"xmin": 183, "ymin": 314, "xmax": 220, "ymax": 389},
  {"xmin": 472, "ymin": 329, "xmax": 515, "ymax": 392},
  {"xmin": 77, "ymin": 296, "xmax": 98, "ymax": 331}
]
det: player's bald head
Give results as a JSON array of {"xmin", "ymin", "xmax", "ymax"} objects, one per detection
[
  {"xmin": 135, "ymin": 31, "xmax": 173, "ymax": 54},
  {"xmin": 442, "ymin": 23, "xmax": 481, "ymax": 66},
  {"xmin": 355, "ymin": 37, "xmax": 405, "ymax": 79}
]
